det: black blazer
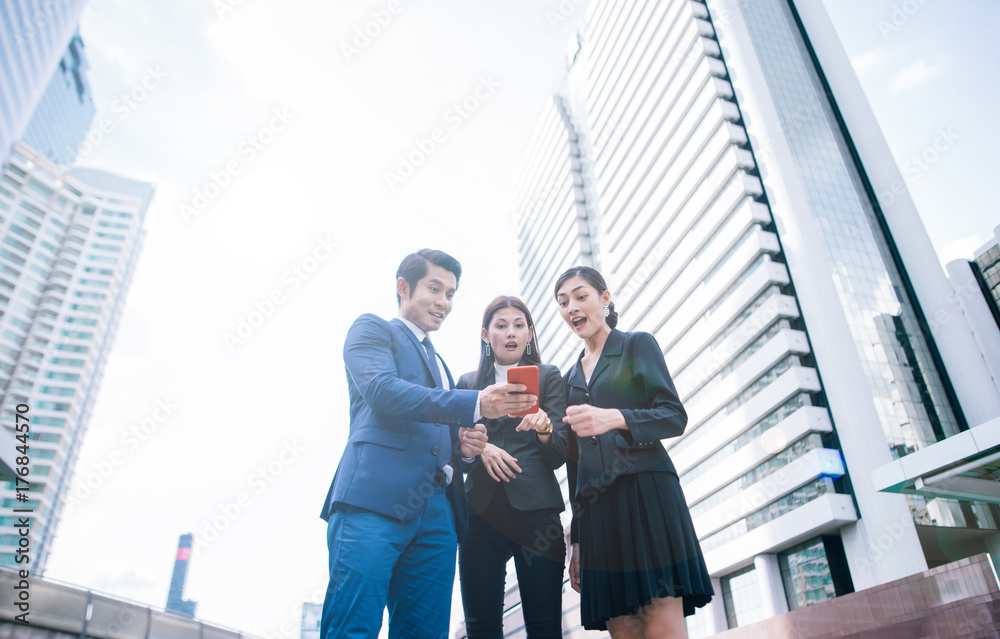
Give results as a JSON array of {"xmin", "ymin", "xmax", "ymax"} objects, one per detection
[
  {"xmin": 552, "ymin": 329, "xmax": 687, "ymax": 509},
  {"xmin": 457, "ymin": 363, "xmax": 568, "ymax": 514}
]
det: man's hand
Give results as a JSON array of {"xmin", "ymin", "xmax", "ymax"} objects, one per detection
[
  {"xmin": 480, "ymin": 443, "xmax": 522, "ymax": 482},
  {"xmin": 563, "ymin": 405, "xmax": 626, "ymax": 437},
  {"xmin": 459, "ymin": 423, "xmax": 488, "ymax": 457},
  {"xmin": 480, "ymin": 383, "xmax": 537, "ymax": 419}
]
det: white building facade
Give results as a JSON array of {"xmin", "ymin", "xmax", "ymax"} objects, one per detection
[
  {"xmin": 0, "ymin": 143, "xmax": 152, "ymax": 571},
  {"xmin": 513, "ymin": 0, "xmax": 1000, "ymax": 636}
]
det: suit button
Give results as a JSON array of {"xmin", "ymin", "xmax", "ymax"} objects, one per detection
[
  {"xmin": 590, "ymin": 436, "xmax": 598, "ymax": 445},
  {"xmin": 431, "ymin": 447, "xmax": 439, "ymax": 456}
]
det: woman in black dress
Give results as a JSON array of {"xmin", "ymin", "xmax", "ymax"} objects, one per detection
[
  {"xmin": 542, "ymin": 266, "xmax": 712, "ymax": 638},
  {"xmin": 456, "ymin": 295, "xmax": 569, "ymax": 638}
]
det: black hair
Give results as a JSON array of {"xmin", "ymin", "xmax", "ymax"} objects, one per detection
[
  {"xmin": 395, "ymin": 249, "xmax": 462, "ymax": 305},
  {"xmin": 553, "ymin": 266, "xmax": 618, "ymax": 329},
  {"xmin": 472, "ymin": 296, "xmax": 543, "ymax": 389}
]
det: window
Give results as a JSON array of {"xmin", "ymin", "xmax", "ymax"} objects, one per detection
[
  {"xmin": 56, "ymin": 344, "xmax": 89, "ymax": 353},
  {"xmin": 0, "ymin": 249, "xmax": 25, "ymax": 265},
  {"xmin": 1, "ymin": 499, "xmax": 40, "ymax": 509},
  {"xmin": 778, "ymin": 538, "xmax": 837, "ymax": 611},
  {"xmin": 32, "ymin": 416, "xmax": 66, "ymax": 427},
  {"xmin": 60, "ymin": 330, "xmax": 93, "ymax": 340},
  {"xmin": 2, "ymin": 236, "xmax": 30, "ymax": 253},
  {"xmin": 51, "ymin": 358, "xmax": 85, "ymax": 367},
  {"xmin": 36, "ymin": 401, "xmax": 70, "ymax": 411},
  {"xmin": 722, "ymin": 566, "xmax": 765, "ymax": 629},
  {"xmin": 13, "ymin": 211, "xmax": 40, "ymax": 229},
  {"xmin": 28, "ymin": 432, "xmax": 60, "ymax": 443},
  {"xmin": 45, "ymin": 372, "xmax": 79, "ymax": 382},
  {"xmin": 66, "ymin": 317, "xmax": 98, "ymax": 326},
  {"xmin": 70, "ymin": 304, "xmax": 102, "ymax": 313},
  {"xmin": 87, "ymin": 255, "xmax": 117, "ymax": 264},
  {"xmin": 90, "ymin": 243, "xmax": 121, "ymax": 252},
  {"xmin": 9, "ymin": 224, "xmax": 35, "ymax": 241},
  {"xmin": 40, "ymin": 386, "xmax": 75, "ymax": 397},
  {"xmin": 73, "ymin": 291, "xmax": 106, "ymax": 301}
]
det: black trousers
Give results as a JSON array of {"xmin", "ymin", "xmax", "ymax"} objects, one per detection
[{"xmin": 458, "ymin": 489, "xmax": 566, "ymax": 639}]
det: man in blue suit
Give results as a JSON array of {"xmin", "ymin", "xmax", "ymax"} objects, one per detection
[{"xmin": 320, "ymin": 249, "xmax": 537, "ymax": 638}]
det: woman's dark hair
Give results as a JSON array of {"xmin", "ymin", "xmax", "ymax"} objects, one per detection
[
  {"xmin": 473, "ymin": 296, "xmax": 543, "ymax": 389},
  {"xmin": 553, "ymin": 266, "xmax": 619, "ymax": 330},
  {"xmin": 395, "ymin": 249, "xmax": 462, "ymax": 305}
]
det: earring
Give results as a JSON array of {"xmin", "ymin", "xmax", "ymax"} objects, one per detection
[
  {"xmin": 603, "ymin": 305, "xmax": 610, "ymax": 317},
  {"xmin": 526, "ymin": 342, "xmax": 532, "ymax": 355},
  {"xmin": 485, "ymin": 341, "xmax": 490, "ymax": 356}
]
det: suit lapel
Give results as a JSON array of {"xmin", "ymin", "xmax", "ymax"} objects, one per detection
[
  {"xmin": 589, "ymin": 329, "xmax": 624, "ymax": 387},
  {"xmin": 391, "ymin": 318, "xmax": 439, "ymax": 386}
]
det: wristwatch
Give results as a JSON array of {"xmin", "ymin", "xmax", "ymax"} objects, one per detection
[{"xmin": 538, "ymin": 419, "xmax": 553, "ymax": 435}]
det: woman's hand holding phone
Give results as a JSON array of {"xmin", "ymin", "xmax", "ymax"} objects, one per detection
[{"xmin": 515, "ymin": 408, "xmax": 550, "ymax": 432}]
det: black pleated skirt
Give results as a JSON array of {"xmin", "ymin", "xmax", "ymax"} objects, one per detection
[{"xmin": 578, "ymin": 471, "xmax": 714, "ymax": 630}]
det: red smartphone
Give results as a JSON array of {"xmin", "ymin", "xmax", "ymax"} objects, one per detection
[{"xmin": 507, "ymin": 365, "xmax": 539, "ymax": 415}]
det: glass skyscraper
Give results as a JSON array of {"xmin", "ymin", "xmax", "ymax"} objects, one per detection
[
  {"xmin": 512, "ymin": 0, "xmax": 1000, "ymax": 635},
  {"xmin": 0, "ymin": 143, "xmax": 152, "ymax": 571},
  {"xmin": 0, "ymin": 0, "xmax": 89, "ymax": 166},
  {"xmin": 21, "ymin": 32, "xmax": 96, "ymax": 166}
]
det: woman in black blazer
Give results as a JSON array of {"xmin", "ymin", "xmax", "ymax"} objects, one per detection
[
  {"xmin": 457, "ymin": 295, "xmax": 568, "ymax": 639},
  {"xmin": 542, "ymin": 266, "xmax": 713, "ymax": 638}
]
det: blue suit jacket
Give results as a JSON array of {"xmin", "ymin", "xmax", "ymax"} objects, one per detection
[{"xmin": 320, "ymin": 314, "xmax": 479, "ymax": 540}]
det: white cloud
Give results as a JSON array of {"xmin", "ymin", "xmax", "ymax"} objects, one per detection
[
  {"xmin": 851, "ymin": 47, "xmax": 884, "ymax": 76},
  {"xmin": 888, "ymin": 59, "xmax": 945, "ymax": 93}
]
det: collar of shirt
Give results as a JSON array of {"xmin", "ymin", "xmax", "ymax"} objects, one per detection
[
  {"xmin": 493, "ymin": 362, "xmax": 515, "ymax": 383},
  {"xmin": 396, "ymin": 315, "xmax": 428, "ymax": 343}
]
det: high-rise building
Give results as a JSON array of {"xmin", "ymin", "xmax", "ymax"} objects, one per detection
[
  {"xmin": 166, "ymin": 533, "xmax": 198, "ymax": 617},
  {"xmin": 21, "ymin": 32, "xmax": 96, "ymax": 166},
  {"xmin": 513, "ymin": 0, "xmax": 1000, "ymax": 635},
  {"xmin": 969, "ymin": 225, "xmax": 1000, "ymax": 329},
  {"xmin": 0, "ymin": 142, "xmax": 152, "ymax": 571},
  {"xmin": 0, "ymin": 0, "xmax": 90, "ymax": 166}
]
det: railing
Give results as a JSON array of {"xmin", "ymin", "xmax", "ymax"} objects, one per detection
[{"xmin": 0, "ymin": 568, "xmax": 259, "ymax": 639}]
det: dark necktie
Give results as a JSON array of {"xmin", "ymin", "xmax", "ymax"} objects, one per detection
[{"xmin": 422, "ymin": 337, "xmax": 443, "ymax": 388}]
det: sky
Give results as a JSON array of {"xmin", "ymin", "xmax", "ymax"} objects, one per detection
[{"xmin": 35, "ymin": 0, "xmax": 1000, "ymax": 636}]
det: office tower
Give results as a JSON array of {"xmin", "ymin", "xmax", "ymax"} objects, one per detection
[
  {"xmin": 514, "ymin": 0, "xmax": 1000, "ymax": 635},
  {"xmin": 514, "ymin": 94, "xmax": 600, "ymax": 371},
  {"xmin": 21, "ymin": 32, "xmax": 96, "ymax": 166},
  {"xmin": 0, "ymin": 0, "xmax": 90, "ymax": 166},
  {"xmin": 969, "ymin": 226, "xmax": 1000, "ymax": 328},
  {"xmin": 0, "ymin": 143, "xmax": 152, "ymax": 571},
  {"xmin": 165, "ymin": 533, "xmax": 198, "ymax": 617}
]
